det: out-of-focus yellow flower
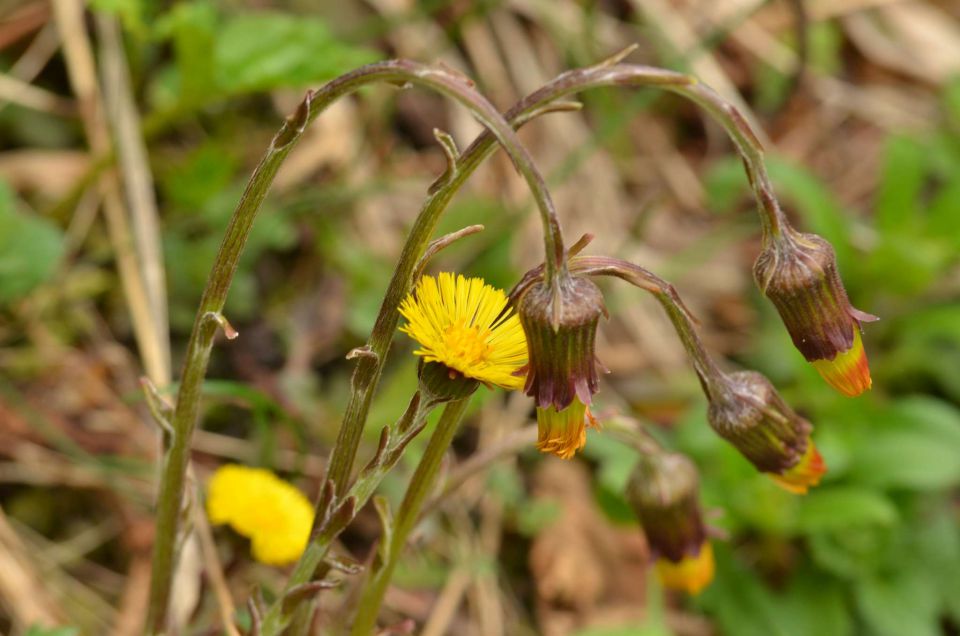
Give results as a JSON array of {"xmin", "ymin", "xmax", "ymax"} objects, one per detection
[
  {"xmin": 655, "ymin": 541, "xmax": 715, "ymax": 595},
  {"xmin": 399, "ymin": 273, "xmax": 527, "ymax": 390},
  {"xmin": 627, "ymin": 452, "xmax": 715, "ymax": 595},
  {"xmin": 206, "ymin": 464, "xmax": 314, "ymax": 566}
]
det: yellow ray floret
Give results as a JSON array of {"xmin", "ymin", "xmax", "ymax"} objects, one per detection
[
  {"xmin": 206, "ymin": 464, "xmax": 314, "ymax": 566},
  {"xmin": 399, "ymin": 272, "xmax": 528, "ymax": 390}
]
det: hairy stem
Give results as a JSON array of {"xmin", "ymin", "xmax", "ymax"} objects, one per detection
[
  {"xmin": 349, "ymin": 398, "xmax": 471, "ymax": 636},
  {"xmin": 147, "ymin": 59, "xmax": 563, "ymax": 633}
]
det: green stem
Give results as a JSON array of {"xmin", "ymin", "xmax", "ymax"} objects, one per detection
[
  {"xmin": 146, "ymin": 59, "xmax": 563, "ymax": 633},
  {"xmin": 349, "ymin": 398, "xmax": 470, "ymax": 636},
  {"xmin": 569, "ymin": 256, "xmax": 728, "ymax": 400},
  {"xmin": 461, "ymin": 62, "xmax": 790, "ymax": 244},
  {"xmin": 261, "ymin": 60, "xmax": 788, "ymax": 633}
]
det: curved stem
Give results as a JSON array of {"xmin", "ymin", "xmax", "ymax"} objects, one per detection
[
  {"xmin": 146, "ymin": 59, "xmax": 563, "ymax": 633},
  {"xmin": 462, "ymin": 62, "xmax": 791, "ymax": 245},
  {"xmin": 569, "ymin": 256, "xmax": 728, "ymax": 400}
]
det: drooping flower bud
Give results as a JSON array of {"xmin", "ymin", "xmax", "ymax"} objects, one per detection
[
  {"xmin": 707, "ymin": 370, "xmax": 826, "ymax": 494},
  {"xmin": 754, "ymin": 231, "xmax": 876, "ymax": 397},
  {"xmin": 517, "ymin": 276, "xmax": 605, "ymax": 459},
  {"xmin": 626, "ymin": 452, "xmax": 714, "ymax": 595}
]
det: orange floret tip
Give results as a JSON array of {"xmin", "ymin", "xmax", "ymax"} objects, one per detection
[
  {"xmin": 535, "ymin": 397, "xmax": 599, "ymax": 459},
  {"xmin": 812, "ymin": 328, "xmax": 872, "ymax": 397},
  {"xmin": 770, "ymin": 442, "xmax": 827, "ymax": 495},
  {"xmin": 656, "ymin": 542, "xmax": 715, "ymax": 595}
]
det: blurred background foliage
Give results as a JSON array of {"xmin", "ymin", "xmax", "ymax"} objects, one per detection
[{"xmin": 0, "ymin": 0, "xmax": 958, "ymax": 634}]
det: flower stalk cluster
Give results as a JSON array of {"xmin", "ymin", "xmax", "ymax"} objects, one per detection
[{"xmin": 146, "ymin": 51, "xmax": 875, "ymax": 635}]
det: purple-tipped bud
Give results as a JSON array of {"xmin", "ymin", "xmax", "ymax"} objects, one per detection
[
  {"xmin": 518, "ymin": 276, "xmax": 604, "ymax": 411},
  {"xmin": 708, "ymin": 371, "xmax": 825, "ymax": 494},
  {"xmin": 517, "ymin": 276, "xmax": 606, "ymax": 459},
  {"xmin": 754, "ymin": 231, "xmax": 875, "ymax": 396},
  {"xmin": 626, "ymin": 452, "xmax": 714, "ymax": 595}
]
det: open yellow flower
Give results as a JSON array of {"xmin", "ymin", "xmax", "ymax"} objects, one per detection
[
  {"xmin": 399, "ymin": 272, "xmax": 527, "ymax": 390},
  {"xmin": 206, "ymin": 464, "xmax": 314, "ymax": 566}
]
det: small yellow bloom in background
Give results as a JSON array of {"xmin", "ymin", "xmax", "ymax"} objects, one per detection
[
  {"xmin": 206, "ymin": 464, "xmax": 314, "ymax": 566},
  {"xmin": 399, "ymin": 272, "xmax": 528, "ymax": 390}
]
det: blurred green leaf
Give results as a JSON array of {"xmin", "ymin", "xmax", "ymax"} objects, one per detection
[
  {"xmin": 215, "ymin": 13, "xmax": 376, "ymax": 93},
  {"xmin": 809, "ymin": 22, "xmax": 843, "ymax": 75},
  {"xmin": 847, "ymin": 430, "xmax": 960, "ymax": 491},
  {"xmin": 855, "ymin": 569, "xmax": 940, "ymax": 636},
  {"xmin": 794, "ymin": 487, "xmax": 897, "ymax": 533},
  {"xmin": 910, "ymin": 506, "xmax": 960, "ymax": 622},
  {"xmin": 777, "ymin": 570, "xmax": 852, "ymax": 636},
  {"xmin": 807, "ymin": 524, "xmax": 893, "ymax": 579},
  {"xmin": 155, "ymin": 2, "xmax": 218, "ymax": 105},
  {"xmin": 91, "ymin": 0, "xmax": 147, "ymax": 39},
  {"xmin": 876, "ymin": 136, "xmax": 926, "ymax": 234},
  {"xmin": 0, "ymin": 182, "xmax": 65, "ymax": 305},
  {"xmin": 698, "ymin": 544, "xmax": 790, "ymax": 636}
]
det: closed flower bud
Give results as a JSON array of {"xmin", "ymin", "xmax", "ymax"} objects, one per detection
[
  {"xmin": 626, "ymin": 452, "xmax": 714, "ymax": 595},
  {"xmin": 754, "ymin": 231, "xmax": 876, "ymax": 397},
  {"xmin": 708, "ymin": 370, "xmax": 826, "ymax": 494},
  {"xmin": 517, "ymin": 276, "xmax": 605, "ymax": 458}
]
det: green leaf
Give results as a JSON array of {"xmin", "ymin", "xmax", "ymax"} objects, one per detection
[
  {"xmin": 846, "ymin": 429, "xmax": 960, "ymax": 491},
  {"xmin": 0, "ymin": 182, "xmax": 65, "ymax": 305},
  {"xmin": 794, "ymin": 487, "xmax": 897, "ymax": 533},
  {"xmin": 215, "ymin": 13, "xmax": 376, "ymax": 93},
  {"xmin": 697, "ymin": 544, "xmax": 791, "ymax": 636},
  {"xmin": 855, "ymin": 570, "xmax": 940, "ymax": 636},
  {"xmin": 154, "ymin": 2, "xmax": 218, "ymax": 105},
  {"xmin": 777, "ymin": 570, "xmax": 852, "ymax": 636},
  {"xmin": 876, "ymin": 136, "xmax": 927, "ymax": 234},
  {"xmin": 807, "ymin": 524, "xmax": 894, "ymax": 579}
]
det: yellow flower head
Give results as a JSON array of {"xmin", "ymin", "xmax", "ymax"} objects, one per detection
[
  {"xmin": 399, "ymin": 273, "xmax": 527, "ymax": 390},
  {"xmin": 206, "ymin": 464, "xmax": 314, "ymax": 566}
]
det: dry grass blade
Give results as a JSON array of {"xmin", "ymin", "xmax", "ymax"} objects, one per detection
[
  {"xmin": 51, "ymin": 0, "xmax": 169, "ymax": 387},
  {"xmin": 0, "ymin": 506, "xmax": 65, "ymax": 630},
  {"xmin": 0, "ymin": 72, "xmax": 74, "ymax": 115},
  {"xmin": 97, "ymin": 13, "xmax": 171, "ymax": 385}
]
